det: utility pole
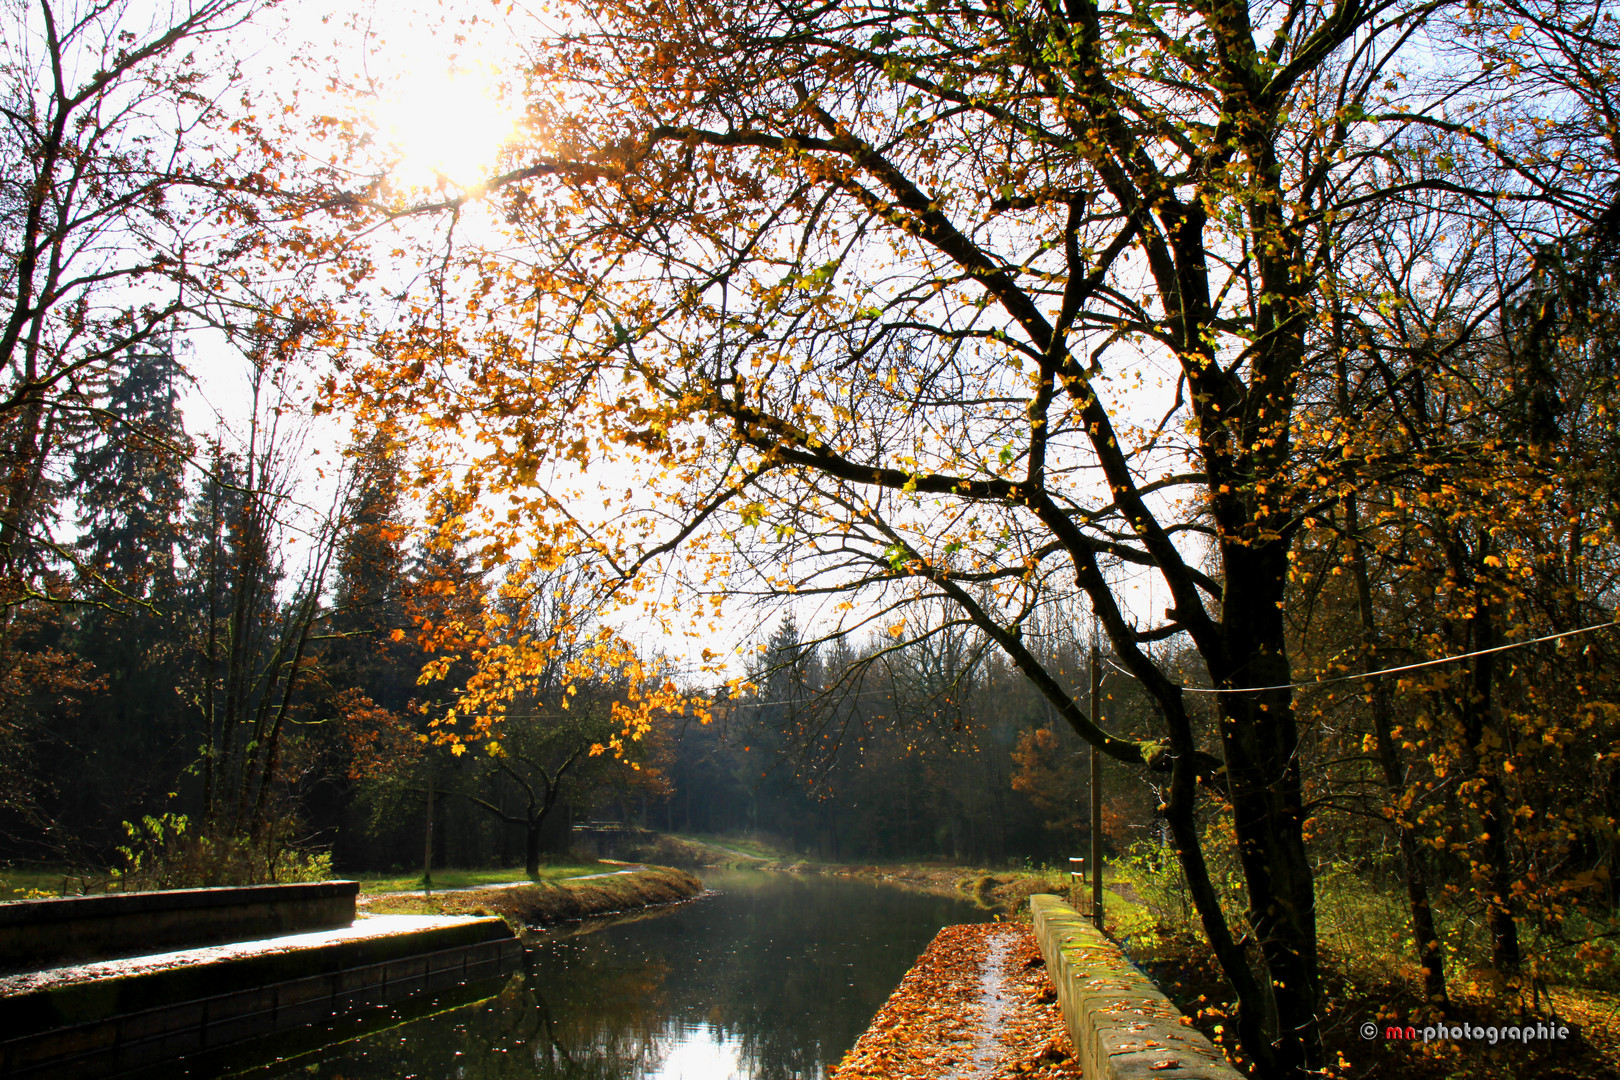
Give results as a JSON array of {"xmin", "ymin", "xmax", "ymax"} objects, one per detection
[{"xmin": 1089, "ymin": 636, "xmax": 1104, "ymax": 930}]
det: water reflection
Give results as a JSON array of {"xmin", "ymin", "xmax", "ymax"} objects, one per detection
[{"xmin": 245, "ymin": 870, "xmax": 991, "ymax": 1080}]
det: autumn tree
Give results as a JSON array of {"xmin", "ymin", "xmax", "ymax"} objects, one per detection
[
  {"xmin": 1273, "ymin": 0, "xmax": 1620, "ymax": 1002},
  {"xmin": 325, "ymin": 0, "xmax": 1620, "ymax": 1072},
  {"xmin": 0, "ymin": 0, "xmax": 279, "ymax": 609},
  {"xmin": 460, "ymin": 561, "xmax": 669, "ymax": 876}
]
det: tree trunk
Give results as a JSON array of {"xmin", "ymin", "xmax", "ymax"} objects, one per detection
[
  {"xmin": 1346, "ymin": 494, "xmax": 1449, "ymax": 1008},
  {"xmin": 1448, "ymin": 553, "xmax": 1521, "ymax": 976},
  {"xmin": 525, "ymin": 815, "xmax": 542, "ymax": 879},
  {"xmin": 422, "ymin": 763, "xmax": 434, "ymax": 892},
  {"xmin": 1211, "ymin": 542, "xmax": 1324, "ymax": 1080},
  {"xmin": 1463, "ymin": 664, "xmax": 1521, "ymax": 975}
]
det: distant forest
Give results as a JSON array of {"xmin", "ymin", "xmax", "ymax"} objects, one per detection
[{"xmin": 0, "ymin": 346, "xmax": 1156, "ymax": 875}]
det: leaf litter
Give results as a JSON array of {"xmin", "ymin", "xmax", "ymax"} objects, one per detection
[{"xmin": 833, "ymin": 923, "xmax": 1082, "ymax": 1080}]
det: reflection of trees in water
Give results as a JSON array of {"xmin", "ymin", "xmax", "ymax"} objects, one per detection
[
  {"xmin": 269, "ymin": 874, "xmax": 985, "ymax": 1080},
  {"xmin": 520, "ymin": 940, "xmax": 675, "ymax": 1078},
  {"xmin": 274, "ymin": 954, "xmax": 676, "ymax": 1080},
  {"xmin": 645, "ymin": 874, "xmax": 981, "ymax": 1080}
]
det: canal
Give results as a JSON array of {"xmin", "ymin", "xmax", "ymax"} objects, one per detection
[{"xmin": 239, "ymin": 870, "xmax": 994, "ymax": 1080}]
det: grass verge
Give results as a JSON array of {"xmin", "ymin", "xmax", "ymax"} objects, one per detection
[
  {"xmin": 358, "ymin": 865, "xmax": 704, "ymax": 929},
  {"xmin": 752, "ymin": 861, "xmax": 1081, "ymax": 918},
  {"xmin": 624, "ymin": 833, "xmax": 1133, "ymax": 920},
  {"xmin": 0, "ymin": 862, "xmax": 610, "ymax": 900},
  {"xmin": 354, "ymin": 863, "xmax": 607, "ymax": 894},
  {"xmin": 0, "ymin": 869, "xmax": 80, "ymax": 901}
]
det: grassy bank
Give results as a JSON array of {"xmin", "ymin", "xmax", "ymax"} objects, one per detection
[
  {"xmin": 355, "ymin": 863, "xmax": 607, "ymax": 894},
  {"xmin": 811, "ymin": 863, "xmax": 1073, "ymax": 917},
  {"xmin": 627, "ymin": 833, "xmax": 1079, "ymax": 917},
  {"xmin": 619, "ymin": 832, "xmax": 1090, "ymax": 917},
  {"xmin": 360, "ymin": 865, "xmax": 705, "ymax": 929},
  {"xmin": 0, "ymin": 868, "xmax": 80, "ymax": 901},
  {"xmin": 0, "ymin": 861, "xmax": 612, "ymax": 900}
]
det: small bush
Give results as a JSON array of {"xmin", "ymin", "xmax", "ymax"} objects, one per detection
[{"xmin": 113, "ymin": 813, "xmax": 332, "ymax": 890}]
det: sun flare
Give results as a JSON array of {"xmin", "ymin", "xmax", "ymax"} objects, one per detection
[{"xmin": 372, "ymin": 60, "xmax": 520, "ymax": 191}]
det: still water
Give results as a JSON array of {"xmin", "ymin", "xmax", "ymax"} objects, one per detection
[{"xmin": 248, "ymin": 870, "xmax": 992, "ymax": 1080}]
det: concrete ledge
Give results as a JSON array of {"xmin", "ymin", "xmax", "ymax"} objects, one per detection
[
  {"xmin": 0, "ymin": 882, "xmax": 359, "ymax": 970},
  {"xmin": 0, "ymin": 916, "xmax": 521, "ymax": 1079},
  {"xmin": 1029, "ymin": 894, "xmax": 1241, "ymax": 1080}
]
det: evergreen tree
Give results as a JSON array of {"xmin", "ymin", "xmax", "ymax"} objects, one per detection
[{"xmin": 72, "ymin": 340, "xmax": 190, "ymax": 601}]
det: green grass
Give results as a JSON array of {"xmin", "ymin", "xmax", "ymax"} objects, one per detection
[
  {"xmin": 0, "ymin": 867, "xmax": 90, "ymax": 900},
  {"xmin": 1, "ymin": 862, "xmax": 614, "ymax": 900},
  {"xmin": 359, "ymin": 865, "xmax": 705, "ymax": 928},
  {"xmin": 354, "ymin": 862, "xmax": 610, "ymax": 894},
  {"xmin": 671, "ymin": 833, "xmax": 787, "ymax": 860}
]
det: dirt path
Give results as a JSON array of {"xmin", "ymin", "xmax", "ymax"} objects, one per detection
[{"xmin": 833, "ymin": 923, "xmax": 1081, "ymax": 1080}]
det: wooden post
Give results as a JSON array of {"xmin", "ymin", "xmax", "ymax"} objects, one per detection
[
  {"xmin": 1090, "ymin": 638, "xmax": 1104, "ymax": 930},
  {"xmin": 1069, "ymin": 856, "xmax": 1086, "ymax": 911}
]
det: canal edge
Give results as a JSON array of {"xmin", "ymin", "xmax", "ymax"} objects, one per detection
[{"xmin": 1029, "ymin": 893, "xmax": 1241, "ymax": 1080}]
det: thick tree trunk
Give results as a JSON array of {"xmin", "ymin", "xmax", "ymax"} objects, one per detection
[
  {"xmin": 525, "ymin": 816, "xmax": 542, "ymax": 879},
  {"xmin": 1213, "ymin": 542, "xmax": 1324, "ymax": 1080},
  {"xmin": 1161, "ymin": 777, "xmax": 1278, "ymax": 1075}
]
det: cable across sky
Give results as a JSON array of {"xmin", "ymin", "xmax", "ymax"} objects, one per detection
[{"xmin": 1102, "ymin": 619, "xmax": 1618, "ymax": 694}]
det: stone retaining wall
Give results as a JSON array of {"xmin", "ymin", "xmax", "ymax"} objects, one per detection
[
  {"xmin": 1029, "ymin": 894, "xmax": 1241, "ymax": 1080},
  {"xmin": 0, "ymin": 916, "xmax": 520, "ymax": 1079},
  {"xmin": 0, "ymin": 881, "xmax": 359, "ymax": 970}
]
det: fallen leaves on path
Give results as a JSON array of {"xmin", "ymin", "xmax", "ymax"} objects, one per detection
[{"xmin": 833, "ymin": 923, "xmax": 1082, "ymax": 1080}]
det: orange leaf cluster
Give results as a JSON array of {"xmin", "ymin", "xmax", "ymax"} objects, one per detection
[{"xmin": 834, "ymin": 923, "xmax": 1080, "ymax": 1080}]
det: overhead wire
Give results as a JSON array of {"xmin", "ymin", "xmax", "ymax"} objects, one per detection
[
  {"xmin": 431, "ymin": 621, "xmax": 1620, "ymax": 720},
  {"xmin": 1101, "ymin": 618, "xmax": 1618, "ymax": 694}
]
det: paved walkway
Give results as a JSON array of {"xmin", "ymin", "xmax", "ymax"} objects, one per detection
[{"xmin": 948, "ymin": 926, "xmax": 1016, "ymax": 1079}]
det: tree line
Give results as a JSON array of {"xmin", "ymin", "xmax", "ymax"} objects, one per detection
[{"xmin": 0, "ymin": 338, "xmax": 1163, "ymax": 877}]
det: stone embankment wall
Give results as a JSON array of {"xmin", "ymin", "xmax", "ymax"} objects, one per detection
[
  {"xmin": 0, "ymin": 881, "xmax": 359, "ymax": 969},
  {"xmin": 1029, "ymin": 894, "xmax": 1241, "ymax": 1080},
  {"xmin": 0, "ymin": 883, "xmax": 523, "ymax": 1078},
  {"xmin": 0, "ymin": 916, "xmax": 520, "ymax": 1078}
]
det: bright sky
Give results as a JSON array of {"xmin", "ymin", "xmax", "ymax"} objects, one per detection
[
  {"xmin": 171, "ymin": 0, "xmax": 1187, "ymax": 678},
  {"xmin": 180, "ymin": 0, "xmax": 529, "ymax": 523}
]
